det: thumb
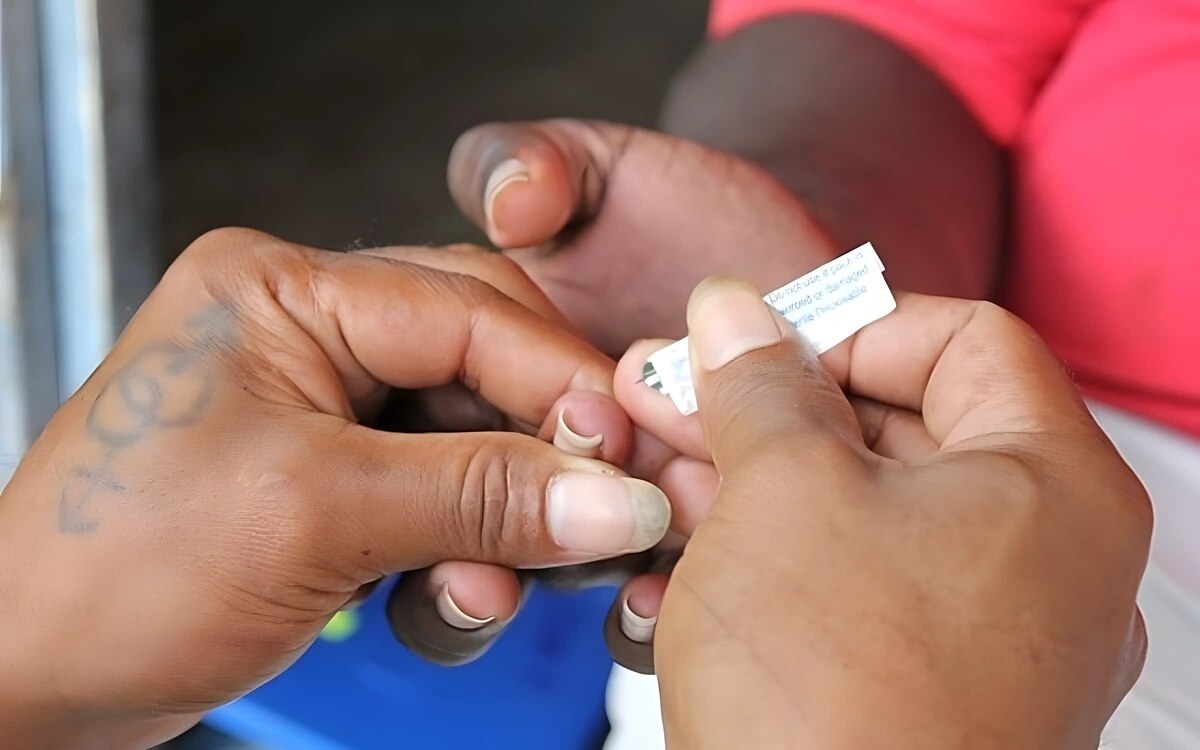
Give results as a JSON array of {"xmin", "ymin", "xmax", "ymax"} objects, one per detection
[
  {"xmin": 685, "ymin": 276, "xmax": 869, "ymax": 477},
  {"xmin": 308, "ymin": 424, "xmax": 671, "ymax": 574},
  {"xmin": 447, "ymin": 119, "xmax": 633, "ymax": 248}
]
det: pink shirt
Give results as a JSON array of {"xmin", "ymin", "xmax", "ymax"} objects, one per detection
[{"xmin": 712, "ymin": 0, "xmax": 1200, "ymax": 438}]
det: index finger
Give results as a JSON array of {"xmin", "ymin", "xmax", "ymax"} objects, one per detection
[
  {"xmin": 821, "ymin": 293, "xmax": 1096, "ymax": 448},
  {"xmin": 319, "ymin": 253, "xmax": 616, "ymax": 426},
  {"xmin": 188, "ymin": 230, "xmax": 619, "ymax": 429},
  {"xmin": 618, "ymin": 292, "xmax": 1097, "ymax": 454}
]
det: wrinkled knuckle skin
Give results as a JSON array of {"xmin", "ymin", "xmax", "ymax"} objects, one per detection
[
  {"xmin": 456, "ymin": 441, "xmax": 543, "ymax": 563},
  {"xmin": 988, "ymin": 451, "xmax": 1045, "ymax": 505},
  {"xmin": 168, "ymin": 227, "xmax": 298, "ymax": 298},
  {"xmin": 967, "ymin": 300, "xmax": 1050, "ymax": 359},
  {"xmin": 176, "ymin": 227, "xmax": 274, "ymax": 268},
  {"xmin": 708, "ymin": 356, "xmax": 857, "ymax": 456}
]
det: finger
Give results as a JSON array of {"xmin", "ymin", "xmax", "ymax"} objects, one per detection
[
  {"xmin": 615, "ymin": 339, "xmax": 708, "ymax": 461},
  {"xmin": 820, "ymin": 292, "xmax": 1096, "ymax": 448},
  {"xmin": 354, "ymin": 244, "xmax": 571, "ymax": 328},
  {"xmin": 655, "ymin": 455, "xmax": 720, "ymax": 536},
  {"xmin": 849, "ymin": 397, "xmax": 939, "ymax": 462},
  {"xmin": 604, "ymin": 573, "xmax": 670, "ymax": 675},
  {"xmin": 538, "ymin": 389, "xmax": 633, "ymax": 467},
  {"xmin": 277, "ymin": 243, "xmax": 620, "ymax": 424},
  {"xmin": 534, "ymin": 387, "xmax": 645, "ymax": 596},
  {"xmin": 685, "ymin": 276, "xmax": 868, "ymax": 475},
  {"xmin": 621, "ymin": 342, "xmax": 934, "ymax": 472},
  {"xmin": 386, "ymin": 565, "xmax": 527, "ymax": 666},
  {"xmin": 448, "ymin": 120, "xmax": 631, "ymax": 248},
  {"xmin": 395, "ymin": 389, "xmax": 641, "ymax": 664},
  {"xmin": 313, "ymin": 426, "xmax": 671, "ymax": 575}
]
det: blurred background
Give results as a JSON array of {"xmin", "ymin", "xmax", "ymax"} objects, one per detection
[{"xmin": 1, "ymin": 1, "xmax": 703, "ymax": 748}]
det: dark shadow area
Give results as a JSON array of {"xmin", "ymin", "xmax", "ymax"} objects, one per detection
[{"xmin": 153, "ymin": 1, "xmax": 706, "ymax": 256}]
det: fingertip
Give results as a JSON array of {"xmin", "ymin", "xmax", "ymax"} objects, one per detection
[
  {"xmin": 614, "ymin": 340, "xmax": 708, "ymax": 462},
  {"xmin": 457, "ymin": 129, "xmax": 575, "ymax": 249},
  {"xmin": 625, "ymin": 572, "xmax": 669, "ymax": 619},
  {"xmin": 605, "ymin": 573, "xmax": 670, "ymax": 672},
  {"xmin": 486, "ymin": 164, "xmax": 574, "ymax": 248},
  {"xmin": 542, "ymin": 390, "xmax": 633, "ymax": 465},
  {"xmin": 449, "ymin": 124, "xmax": 576, "ymax": 247},
  {"xmin": 614, "ymin": 339, "xmax": 673, "ymax": 410},
  {"xmin": 387, "ymin": 566, "xmax": 526, "ymax": 666},
  {"xmin": 429, "ymin": 561, "xmax": 523, "ymax": 625}
]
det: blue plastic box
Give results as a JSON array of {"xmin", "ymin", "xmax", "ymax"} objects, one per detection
[{"xmin": 207, "ymin": 581, "xmax": 616, "ymax": 749}]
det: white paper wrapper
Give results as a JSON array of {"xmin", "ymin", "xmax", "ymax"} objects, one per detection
[{"xmin": 642, "ymin": 242, "xmax": 896, "ymax": 415}]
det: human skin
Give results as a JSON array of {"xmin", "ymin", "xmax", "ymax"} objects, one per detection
[
  {"xmin": 643, "ymin": 278, "xmax": 1150, "ymax": 749},
  {"xmin": 0, "ymin": 229, "xmax": 671, "ymax": 748},
  {"xmin": 424, "ymin": 21, "xmax": 1004, "ymax": 656}
]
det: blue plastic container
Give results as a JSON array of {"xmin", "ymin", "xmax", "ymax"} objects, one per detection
[{"xmin": 207, "ymin": 581, "xmax": 616, "ymax": 749}]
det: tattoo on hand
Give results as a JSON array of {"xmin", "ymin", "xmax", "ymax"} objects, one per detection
[{"xmin": 59, "ymin": 307, "xmax": 235, "ymax": 533}]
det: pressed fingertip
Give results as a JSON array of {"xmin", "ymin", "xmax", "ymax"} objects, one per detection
[
  {"xmin": 484, "ymin": 158, "xmax": 530, "ymax": 240},
  {"xmin": 620, "ymin": 598, "xmax": 658, "ymax": 644},
  {"xmin": 435, "ymin": 583, "xmax": 496, "ymax": 631},
  {"xmin": 553, "ymin": 410, "xmax": 604, "ymax": 457}
]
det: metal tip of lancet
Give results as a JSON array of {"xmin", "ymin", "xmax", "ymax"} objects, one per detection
[{"xmin": 639, "ymin": 361, "xmax": 664, "ymax": 392}]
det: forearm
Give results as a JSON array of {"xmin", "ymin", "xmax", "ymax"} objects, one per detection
[{"xmin": 662, "ymin": 14, "xmax": 1005, "ymax": 298}]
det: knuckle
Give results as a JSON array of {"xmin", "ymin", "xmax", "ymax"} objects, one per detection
[
  {"xmin": 168, "ymin": 227, "xmax": 296, "ymax": 295},
  {"xmin": 1113, "ymin": 471, "xmax": 1154, "ymax": 550},
  {"xmin": 988, "ymin": 450, "xmax": 1045, "ymax": 501},
  {"xmin": 441, "ymin": 245, "xmax": 534, "ymax": 291},
  {"xmin": 709, "ymin": 356, "xmax": 823, "ymax": 409},
  {"xmin": 455, "ymin": 440, "xmax": 542, "ymax": 561},
  {"xmin": 1129, "ymin": 607, "xmax": 1150, "ymax": 675},
  {"xmin": 797, "ymin": 429, "xmax": 871, "ymax": 473},
  {"xmin": 963, "ymin": 301, "xmax": 1048, "ymax": 364},
  {"xmin": 708, "ymin": 356, "xmax": 858, "ymax": 448},
  {"xmin": 730, "ymin": 429, "xmax": 866, "ymax": 492},
  {"xmin": 967, "ymin": 300, "xmax": 1027, "ymax": 337},
  {"xmin": 420, "ymin": 261, "xmax": 505, "ymax": 306},
  {"xmin": 176, "ymin": 227, "xmax": 273, "ymax": 268},
  {"xmin": 968, "ymin": 451, "xmax": 1050, "ymax": 527}
]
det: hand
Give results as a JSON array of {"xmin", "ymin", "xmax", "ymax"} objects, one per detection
[
  {"xmin": 620, "ymin": 280, "xmax": 1149, "ymax": 748},
  {"xmin": 447, "ymin": 119, "xmax": 838, "ymax": 355},
  {"xmin": 0, "ymin": 229, "xmax": 670, "ymax": 748}
]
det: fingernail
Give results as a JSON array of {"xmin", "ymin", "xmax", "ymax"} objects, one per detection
[
  {"xmin": 687, "ymin": 276, "xmax": 781, "ymax": 371},
  {"xmin": 553, "ymin": 410, "xmax": 604, "ymax": 458},
  {"xmin": 436, "ymin": 583, "xmax": 495, "ymax": 631},
  {"xmin": 547, "ymin": 474, "xmax": 670, "ymax": 555},
  {"xmin": 620, "ymin": 598, "xmax": 658, "ymax": 644},
  {"xmin": 484, "ymin": 158, "xmax": 530, "ymax": 236}
]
